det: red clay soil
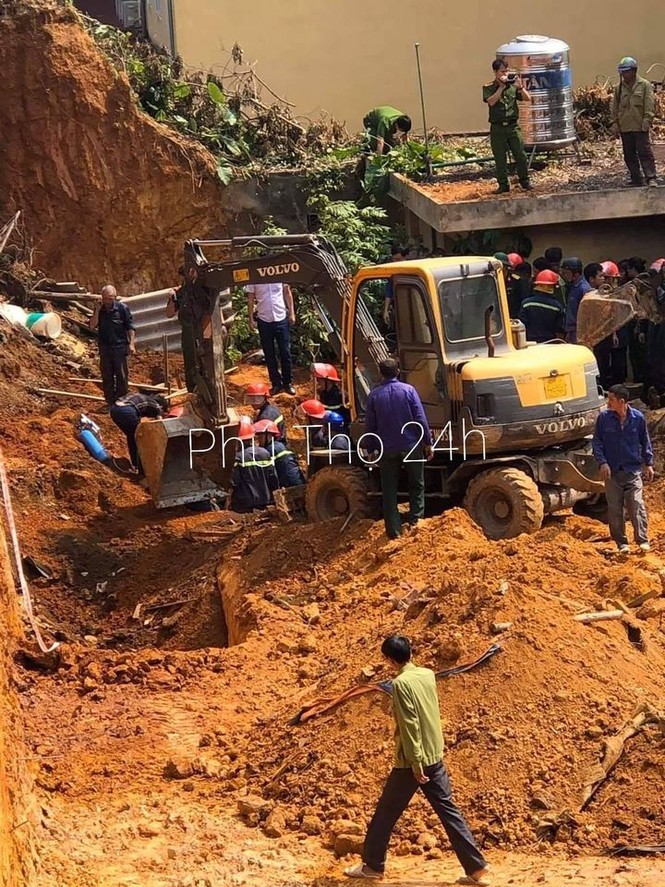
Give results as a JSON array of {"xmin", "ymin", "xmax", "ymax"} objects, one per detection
[
  {"xmin": 2, "ymin": 321, "xmax": 665, "ymax": 884},
  {"xmin": 0, "ymin": 2, "xmax": 226, "ymax": 292}
]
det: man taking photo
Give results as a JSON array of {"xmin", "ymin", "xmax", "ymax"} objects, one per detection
[{"xmin": 483, "ymin": 58, "xmax": 532, "ymax": 194}]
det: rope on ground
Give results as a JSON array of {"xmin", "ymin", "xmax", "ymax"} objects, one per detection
[
  {"xmin": 0, "ymin": 449, "xmax": 60, "ymax": 654},
  {"xmin": 289, "ymin": 642, "xmax": 502, "ymax": 726}
]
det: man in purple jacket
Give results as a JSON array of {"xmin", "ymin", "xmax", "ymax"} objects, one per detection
[{"xmin": 365, "ymin": 359, "xmax": 433, "ymax": 539}]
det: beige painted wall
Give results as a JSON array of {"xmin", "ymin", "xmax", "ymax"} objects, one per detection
[{"xmin": 159, "ymin": 0, "xmax": 664, "ymax": 134}]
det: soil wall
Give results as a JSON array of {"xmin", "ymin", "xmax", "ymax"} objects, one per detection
[
  {"xmin": 0, "ymin": 3, "xmax": 226, "ymax": 293},
  {"xmin": 0, "ymin": 523, "xmax": 37, "ymax": 887}
]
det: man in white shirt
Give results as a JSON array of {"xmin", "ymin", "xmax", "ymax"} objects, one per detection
[{"xmin": 246, "ymin": 283, "xmax": 296, "ymax": 395}]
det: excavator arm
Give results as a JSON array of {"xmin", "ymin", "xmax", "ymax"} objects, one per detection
[{"xmin": 182, "ymin": 234, "xmax": 389, "ymax": 419}]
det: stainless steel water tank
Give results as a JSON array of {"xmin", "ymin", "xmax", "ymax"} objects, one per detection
[{"xmin": 496, "ymin": 35, "xmax": 576, "ymax": 148}]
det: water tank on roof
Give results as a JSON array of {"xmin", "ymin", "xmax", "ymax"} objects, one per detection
[{"xmin": 496, "ymin": 35, "xmax": 576, "ymax": 148}]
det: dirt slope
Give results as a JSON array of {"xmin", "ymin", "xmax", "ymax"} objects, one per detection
[{"xmin": 0, "ymin": 2, "xmax": 225, "ymax": 291}]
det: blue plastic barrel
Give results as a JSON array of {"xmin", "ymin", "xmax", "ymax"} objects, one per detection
[{"xmin": 77, "ymin": 429, "xmax": 109, "ymax": 463}]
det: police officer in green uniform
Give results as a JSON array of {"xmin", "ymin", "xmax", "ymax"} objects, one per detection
[
  {"xmin": 363, "ymin": 107, "xmax": 412, "ymax": 155},
  {"xmin": 483, "ymin": 58, "xmax": 532, "ymax": 194}
]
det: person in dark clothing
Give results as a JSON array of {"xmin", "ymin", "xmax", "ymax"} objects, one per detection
[
  {"xmin": 244, "ymin": 382, "xmax": 287, "ymax": 442},
  {"xmin": 344, "ymin": 635, "xmax": 489, "ymax": 885},
  {"xmin": 519, "ymin": 271, "xmax": 566, "ymax": 343},
  {"xmin": 646, "ymin": 258, "xmax": 665, "ymax": 394},
  {"xmin": 313, "ymin": 363, "xmax": 351, "ymax": 427},
  {"xmin": 592, "ymin": 384, "xmax": 654, "ymax": 554},
  {"xmin": 364, "ymin": 359, "xmax": 433, "ymax": 539},
  {"xmin": 229, "ymin": 419, "xmax": 278, "ymax": 513},
  {"xmin": 109, "ymin": 393, "xmax": 168, "ymax": 474},
  {"xmin": 543, "ymin": 248, "xmax": 567, "ymax": 307},
  {"xmin": 592, "ymin": 262, "xmax": 628, "ymax": 390},
  {"xmin": 626, "ymin": 257, "xmax": 649, "ymax": 386},
  {"xmin": 254, "ymin": 420, "xmax": 305, "ymax": 488},
  {"xmin": 90, "ymin": 285, "xmax": 136, "ymax": 405},
  {"xmin": 165, "ymin": 269, "xmax": 197, "ymax": 393},
  {"xmin": 508, "ymin": 262, "xmax": 532, "ymax": 318},
  {"xmin": 562, "ymin": 257, "xmax": 592, "ymax": 343}
]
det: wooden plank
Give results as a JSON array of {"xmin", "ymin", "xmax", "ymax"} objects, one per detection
[
  {"xmin": 34, "ymin": 388, "xmax": 106, "ymax": 402},
  {"xmin": 67, "ymin": 377, "xmax": 167, "ymax": 392},
  {"xmin": 31, "ymin": 291, "xmax": 102, "ymax": 303}
]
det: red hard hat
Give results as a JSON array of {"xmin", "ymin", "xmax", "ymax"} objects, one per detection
[
  {"xmin": 601, "ymin": 261, "xmax": 620, "ymax": 277},
  {"xmin": 237, "ymin": 416, "xmax": 255, "ymax": 440},
  {"xmin": 535, "ymin": 269, "xmax": 559, "ymax": 286},
  {"xmin": 507, "ymin": 252, "xmax": 523, "ymax": 267},
  {"xmin": 311, "ymin": 362, "xmax": 341, "ymax": 382},
  {"xmin": 244, "ymin": 382, "xmax": 270, "ymax": 405},
  {"xmin": 300, "ymin": 399, "xmax": 327, "ymax": 419},
  {"xmin": 649, "ymin": 258, "xmax": 665, "ymax": 272},
  {"xmin": 254, "ymin": 419, "xmax": 280, "ymax": 436}
]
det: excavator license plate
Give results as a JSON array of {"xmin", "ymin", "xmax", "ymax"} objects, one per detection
[{"xmin": 543, "ymin": 376, "xmax": 568, "ymax": 399}]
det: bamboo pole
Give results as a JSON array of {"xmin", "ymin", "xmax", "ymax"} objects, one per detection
[
  {"xmin": 67, "ymin": 377, "xmax": 168, "ymax": 392},
  {"xmin": 34, "ymin": 388, "xmax": 106, "ymax": 402}
]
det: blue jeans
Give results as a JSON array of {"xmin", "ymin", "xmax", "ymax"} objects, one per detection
[{"xmin": 257, "ymin": 318, "xmax": 292, "ymax": 390}]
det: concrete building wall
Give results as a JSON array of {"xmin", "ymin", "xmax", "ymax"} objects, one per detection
[
  {"xmin": 162, "ymin": 0, "xmax": 664, "ymax": 133},
  {"xmin": 527, "ymin": 216, "xmax": 665, "ymax": 265}
]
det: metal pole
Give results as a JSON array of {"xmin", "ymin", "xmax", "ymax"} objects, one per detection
[
  {"xmin": 162, "ymin": 334, "xmax": 171, "ymax": 395},
  {"xmin": 414, "ymin": 43, "xmax": 433, "ymax": 181}
]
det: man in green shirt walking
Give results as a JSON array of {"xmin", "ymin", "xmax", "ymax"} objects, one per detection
[
  {"xmin": 483, "ymin": 58, "xmax": 532, "ymax": 194},
  {"xmin": 363, "ymin": 107, "xmax": 412, "ymax": 155},
  {"xmin": 611, "ymin": 57, "xmax": 657, "ymax": 186},
  {"xmin": 345, "ymin": 636, "xmax": 490, "ymax": 885}
]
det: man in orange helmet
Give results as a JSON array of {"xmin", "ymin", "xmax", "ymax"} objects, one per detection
[
  {"xmin": 593, "ymin": 262, "xmax": 628, "ymax": 390},
  {"xmin": 519, "ymin": 271, "xmax": 565, "ymax": 343},
  {"xmin": 244, "ymin": 382, "xmax": 287, "ymax": 442}
]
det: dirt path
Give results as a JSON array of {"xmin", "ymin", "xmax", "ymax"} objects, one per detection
[{"xmin": 24, "ymin": 669, "xmax": 665, "ymax": 887}]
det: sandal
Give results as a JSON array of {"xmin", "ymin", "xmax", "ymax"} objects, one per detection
[{"xmin": 344, "ymin": 863, "xmax": 384, "ymax": 880}]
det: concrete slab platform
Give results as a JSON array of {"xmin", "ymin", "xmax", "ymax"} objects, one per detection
[{"xmin": 390, "ymin": 173, "xmax": 665, "ymax": 234}]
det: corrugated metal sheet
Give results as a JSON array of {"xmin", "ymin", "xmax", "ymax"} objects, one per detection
[{"xmin": 121, "ymin": 289, "xmax": 181, "ymax": 352}]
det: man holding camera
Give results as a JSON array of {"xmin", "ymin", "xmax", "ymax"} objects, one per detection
[{"xmin": 483, "ymin": 58, "xmax": 532, "ymax": 194}]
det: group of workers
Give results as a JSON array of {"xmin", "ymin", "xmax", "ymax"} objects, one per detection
[
  {"xmin": 498, "ymin": 247, "xmax": 665, "ymax": 396},
  {"xmin": 364, "ymin": 55, "xmax": 658, "ymax": 193},
  {"xmin": 229, "ymin": 364, "xmax": 347, "ymax": 513}
]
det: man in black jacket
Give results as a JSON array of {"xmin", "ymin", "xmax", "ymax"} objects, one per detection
[{"xmin": 109, "ymin": 393, "xmax": 168, "ymax": 475}]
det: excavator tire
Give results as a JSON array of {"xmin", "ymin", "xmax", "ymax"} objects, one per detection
[
  {"xmin": 306, "ymin": 466, "xmax": 373, "ymax": 523},
  {"xmin": 463, "ymin": 467, "xmax": 544, "ymax": 540}
]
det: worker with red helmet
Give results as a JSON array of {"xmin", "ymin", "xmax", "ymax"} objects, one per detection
[
  {"xmin": 298, "ymin": 399, "xmax": 350, "ymax": 454},
  {"xmin": 229, "ymin": 417, "xmax": 278, "ymax": 513},
  {"xmin": 518, "ymin": 270, "xmax": 565, "ymax": 343},
  {"xmin": 254, "ymin": 419, "xmax": 305, "ymax": 488},
  {"xmin": 312, "ymin": 362, "xmax": 351, "ymax": 427},
  {"xmin": 587, "ymin": 263, "xmax": 627, "ymax": 390},
  {"xmin": 244, "ymin": 382, "xmax": 287, "ymax": 442},
  {"xmin": 508, "ymin": 260, "xmax": 532, "ymax": 319}
]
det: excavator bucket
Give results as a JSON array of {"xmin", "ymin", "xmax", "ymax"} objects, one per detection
[
  {"xmin": 136, "ymin": 401, "xmax": 240, "ymax": 508},
  {"xmin": 577, "ymin": 278, "xmax": 663, "ymax": 349}
]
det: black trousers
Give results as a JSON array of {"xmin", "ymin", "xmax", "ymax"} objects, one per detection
[
  {"xmin": 594, "ymin": 339, "xmax": 628, "ymax": 390},
  {"xmin": 257, "ymin": 318, "xmax": 292, "ymax": 390},
  {"xmin": 620, "ymin": 131, "xmax": 657, "ymax": 183},
  {"xmin": 109, "ymin": 404, "xmax": 141, "ymax": 471},
  {"xmin": 99, "ymin": 346, "xmax": 129, "ymax": 405},
  {"xmin": 363, "ymin": 762, "xmax": 486, "ymax": 876}
]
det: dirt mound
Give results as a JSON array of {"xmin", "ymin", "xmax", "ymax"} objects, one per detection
[
  {"xmin": 218, "ymin": 508, "xmax": 665, "ymax": 856},
  {"xmin": 0, "ymin": 2, "xmax": 225, "ymax": 291}
]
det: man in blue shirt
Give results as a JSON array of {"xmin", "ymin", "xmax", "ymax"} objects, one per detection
[
  {"xmin": 562, "ymin": 258, "xmax": 592, "ymax": 343},
  {"xmin": 364, "ymin": 359, "xmax": 432, "ymax": 539},
  {"xmin": 90, "ymin": 285, "xmax": 136, "ymax": 405},
  {"xmin": 592, "ymin": 384, "xmax": 654, "ymax": 554}
]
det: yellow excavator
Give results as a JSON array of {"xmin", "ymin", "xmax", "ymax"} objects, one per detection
[{"xmin": 136, "ymin": 235, "xmax": 662, "ymax": 538}]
